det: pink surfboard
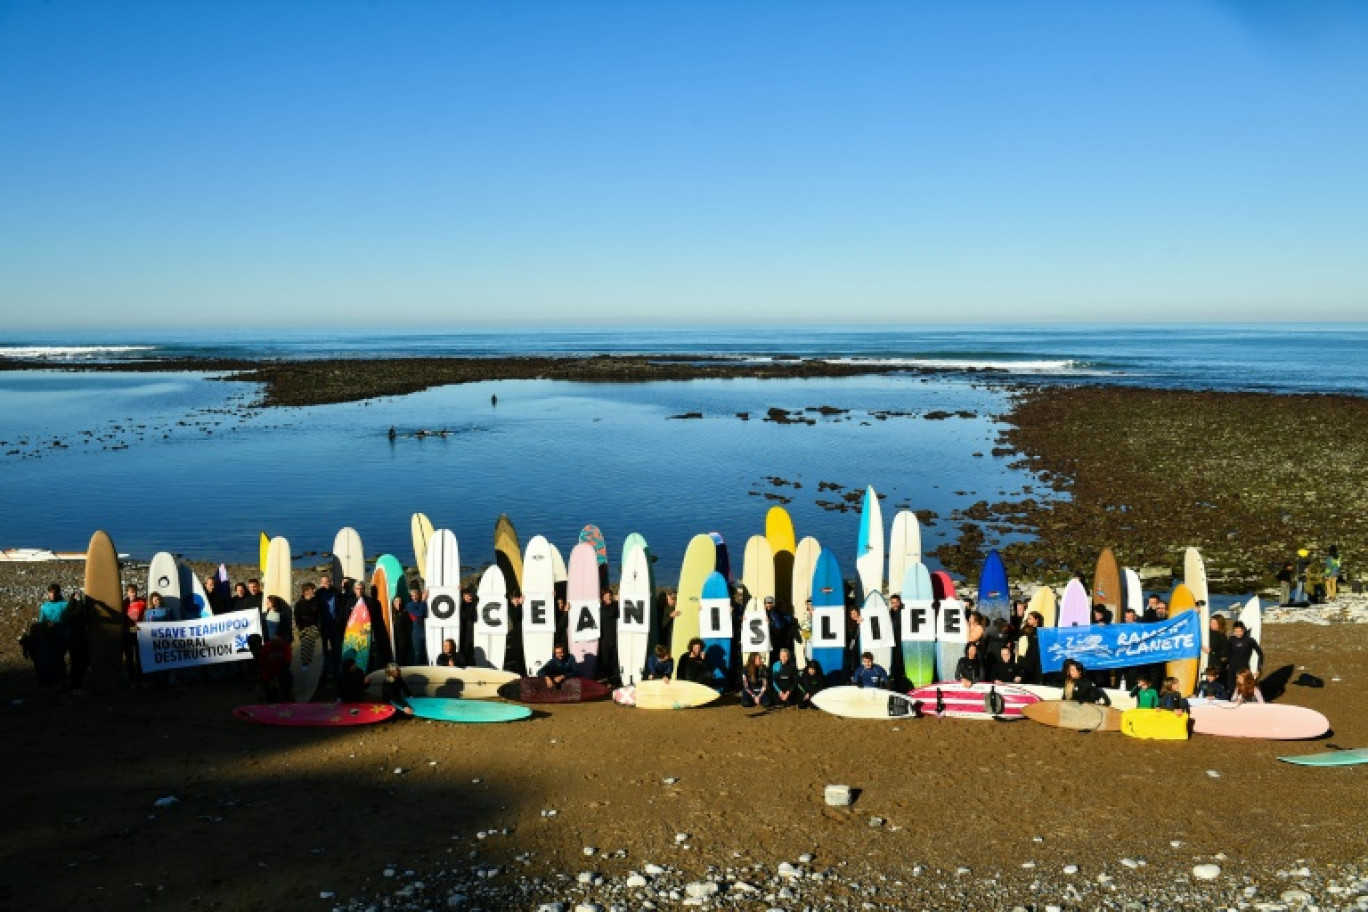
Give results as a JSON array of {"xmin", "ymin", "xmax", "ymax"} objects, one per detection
[
  {"xmin": 567, "ymin": 542, "xmax": 601, "ymax": 679},
  {"xmin": 233, "ymin": 703, "xmax": 396, "ymax": 727},
  {"xmin": 908, "ymin": 681, "xmax": 1039, "ymax": 720},
  {"xmin": 931, "ymin": 571, "xmax": 957, "ymax": 601},
  {"xmin": 1189, "ymin": 700, "xmax": 1329, "ymax": 740},
  {"xmin": 1058, "ymin": 579, "xmax": 1091, "ymax": 627}
]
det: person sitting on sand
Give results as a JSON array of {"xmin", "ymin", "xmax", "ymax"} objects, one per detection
[
  {"xmin": 336, "ymin": 657, "xmax": 367, "ymax": 701},
  {"xmin": 435, "ymin": 638, "xmax": 466, "ymax": 668},
  {"xmin": 381, "ymin": 663, "xmax": 414, "ymax": 716},
  {"xmin": 645, "ymin": 643, "xmax": 673, "ymax": 681},
  {"xmin": 676, "ymin": 638, "xmax": 709, "ymax": 684},
  {"xmin": 1158, "ymin": 676, "xmax": 1190, "ymax": 715},
  {"xmin": 851, "ymin": 651, "xmax": 889, "ymax": 689},
  {"xmin": 1194, "ymin": 666, "xmax": 1228, "ymax": 701},
  {"xmin": 771, "ymin": 647, "xmax": 799, "ymax": 706},
  {"xmin": 992, "ymin": 644, "xmax": 1023, "ymax": 685},
  {"xmin": 954, "ymin": 643, "xmax": 982, "ymax": 687},
  {"xmin": 797, "ymin": 658, "xmax": 825, "ymax": 708},
  {"xmin": 247, "ymin": 632, "xmax": 292, "ymax": 703},
  {"xmin": 1128, "ymin": 673, "xmax": 1159, "ymax": 708},
  {"xmin": 1231, "ymin": 669, "xmax": 1265, "ymax": 706},
  {"xmin": 538, "ymin": 644, "xmax": 579, "ymax": 688},
  {"xmin": 1061, "ymin": 659, "xmax": 1111, "ymax": 705},
  {"xmin": 740, "ymin": 652, "xmax": 772, "ymax": 708}
]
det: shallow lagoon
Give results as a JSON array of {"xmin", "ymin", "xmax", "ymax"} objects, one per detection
[{"xmin": 0, "ymin": 370, "xmax": 1043, "ymax": 576}]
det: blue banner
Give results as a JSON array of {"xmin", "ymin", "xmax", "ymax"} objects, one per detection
[{"xmin": 1037, "ymin": 612, "xmax": 1201, "ymax": 673}]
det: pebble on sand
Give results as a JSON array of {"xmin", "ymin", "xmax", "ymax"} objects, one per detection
[{"xmin": 1192, "ymin": 864, "xmax": 1222, "ymax": 881}]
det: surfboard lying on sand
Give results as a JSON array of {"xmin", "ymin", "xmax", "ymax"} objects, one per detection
[
  {"xmin": 1022, "ymin": 700, "xmax": 1123, "ymax": 732},
  {"xmin": 1189, "ymin": 700, "xmax": 1329, "ymax": 740},
  {"xmin": 408, "ymin": 697, "xmax": 530, "ymax": 723},
  {"xmin": 1278, "ymin": 748, "xmax": 1368, "ymax": 767},
  {"xmin": 613, "ymin": 679, "xmax": 720, "ymax": 709},
  {"xmin": 365, "ymin": 665, "xmax": 517, "ymax": 699},
  {"xmin": 233, "ymin": 703, "xmax": 396, "ymax": 726},
  {"xmin": 1121, "ymin": 708, "xmax": 1190, "ymax": 740},
  {"xmin": 497, "ymin": 676, "xmax": 611, "ymax": 704},
  {"xmin": 908, "ymin": 682, "xmax": 1038, "ymax": 720},
  {"xmin": 813, "ymin": 685, "xmax": 924, "ymax": 719}
]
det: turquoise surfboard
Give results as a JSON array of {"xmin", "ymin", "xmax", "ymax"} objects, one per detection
[
  {"xmin": 408, "ymin": 697, "xmax": 531, "ymax": 724},
  {"xmin": 810, "ymin": 549, "xmax": 846, "ymax": 685},
  {"xmin": 700, "ymin": 571, "xmax": 733, "ymax": 689},
  {"xmin": 1278, "ymin": 748, "xmax": 1368, "ymax": 767}
]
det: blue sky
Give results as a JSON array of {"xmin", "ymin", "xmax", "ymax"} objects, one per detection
[{"xmin": 1, "ymin": 1, "xmax": 1365, "ymax": 328}]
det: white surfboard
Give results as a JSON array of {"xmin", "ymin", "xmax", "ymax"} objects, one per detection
[
  {"xmin": 179, "ymin": 559, "xmax": 212, "ymax": 618},
  {"xmin": 147, "ymin": 551, "xmax": 184, "ymax": 619},
  {"xmin": 264, "ymin": 535, "xmax": 292, "ymax": 632},
  {"xmin": 856, "ymin": 485, "xmax": 885, "ymax": 599},
  {"xmin": 935, "ymin": 597, "xmax": 968, "ymax": 683},
  {"xmin": 741, "ymin": 535, "xmax": 776, "ymax": 604},
  {"xmin": 617, "ymin": 542, "xmax": 653, "ymax": 685},
  {"xmin": 473, "ymin": 565, "xmax": 508, "ymax": 670},
  {"xmin": 1185, "ymin": 546, "xmax": 1211, "ymax": 674},
  {"xmin": 738, "ymin": 598, "xmax": 772, "ymax": 658},
  {"xmin": 813, "ymin": 685, "xmax": 923, "ymax": 720},
  {"xmin": 887, "ymin": 510, "xmax": 922, "ymax": 597},
  {"xmin": 791, "ymin": 536, "xmax": 821, "ymax": 661},
  {"xmin": 333, "ymin": 527, "xmax": 365, "ymax": 584},
  {"xmin": 521, "ymin": 535, "xmax": 558, "ymax": 676},
  {"xmin": 1239, "ymin": 595, "xmax": 1263, "ymax": 676},
  {"xmin": 1123, "ymin": 567, "xmax": 1143, "ymax": 616},
  {"xmin": 860, "ymin": 591, "xmax": 895, "ymax": 670},
  {"xmin": 550, "ymin": 543, "xmax": 568, "ymax": 584},
  {"xmin": 424, "ymin": 529, "xmax": 461, "ymax": 663},
  {"xmin": 411, "ymin": 513, "xmax": 434, "ymax": 577}
]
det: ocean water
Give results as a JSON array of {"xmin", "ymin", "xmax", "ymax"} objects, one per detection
[{"xmin": 1, "ymin": 324, "xmax": 1364, "ymax": 580}]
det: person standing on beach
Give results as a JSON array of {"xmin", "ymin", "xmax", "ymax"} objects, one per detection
[
  {"xmin": 1276, "ymin": 561, "xmax": 1295, "ymax": 606},
  {"xmin": 317, "ymin": 573, "xmax": 343, "ymax": 680},
  {"xmin": 406, "ymin": 582, "xmax": 429, "ymax": 666},
  {"xmin": 1225, "ymin": 621, "xmax": 1265, "ymax": 692},
  {"xmin": 656, "ymin": 589, "xmax": 678, "ymax": 650},
  {"xmin": 203, "ymin": 574, "xmax": 231, "ymax": 615},
  {"xmin": 1293, "ymin": 549, "xmax": 1310, "ymax": 602},
  {"xmin": 1324, "ymin": 546, "xmax": 1341, "ymax": 602},
  {"xmin": 33, "ymin": 583, "xmax": 70, "ymax": 687},
  {"xmin": 121, "ymin": 584, "xmax": 146, "ymax": 686},
  {"xmin": 1018, "ymin": 611, "xmax": 1044, "ymax": 685},
  {"xmin": 294, "ymin": 582, "xmax": 322, "ymax": 675}
]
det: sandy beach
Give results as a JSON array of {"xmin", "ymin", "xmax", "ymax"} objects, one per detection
[{"xmin": 2, "ymin": 558, "xmax": 1366, "ymax": 912}]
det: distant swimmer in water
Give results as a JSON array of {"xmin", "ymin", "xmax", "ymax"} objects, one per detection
[
  {"xmin": 388, "ymin": 426, "xmax": 397, "ymax": 440},
  {"xmin": 491, "ymin": 394, "xmax": 498, "ymax": 407}
]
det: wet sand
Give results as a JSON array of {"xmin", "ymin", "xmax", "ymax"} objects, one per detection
[{"xmin": 1, "ymin": 562, "xmax": 1365, "ymax": 911}]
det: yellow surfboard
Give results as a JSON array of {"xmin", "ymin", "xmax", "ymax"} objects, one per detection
[
  {"xmin": 1122, "ymin": 708, "xmax": 1190, "ymax": 740},
  {"xmin": 765, "ymin": 506, "xmax": 796, "ymax": 555},
  {"xmin": 1020, "ymin": 585, "xmax": 1058, "ymax": 657},
  {"xmin": 1165, "ymin": 583, "xmax": 1199, "ymax": 696},
  {"xmin": 671, "ymin": 534, "xmax": 717, "ymax": 660},
  {"xmin": 411, "ymin": 512, "xmax": 434, "ymax": 574},
  {"xmin": 259, "ymin": 531, "xmax": 270, "ymax": 573},
  {"xmin": 494, "ymin": 514, "xmax": 523, "ymax": 594}
]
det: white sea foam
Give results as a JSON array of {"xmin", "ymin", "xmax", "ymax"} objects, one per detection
[
  {"xmin": 821, "ymin": 357, "xmax": 1084, "ymax": 374},
  {"xmin": 0, "ymin": 345, "xmax": 156, "ymax": 360}
]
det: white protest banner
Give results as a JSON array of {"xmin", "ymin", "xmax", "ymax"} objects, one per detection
[{"xmin": 137, "ymin": 608, "xmax": 262, "ymax": 671}]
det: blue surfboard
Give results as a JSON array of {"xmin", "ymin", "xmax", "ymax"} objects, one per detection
[
  {"xmin": 978, "ymin": 550, "xmax": 1010, "ymax": 624},
  {"xmin": 810, "ymin": 549, "xmax": 847, "ymax": 685},
  {"xmin": 408, "ymin": 697, "xmax": 531, "ymax": 724},
  {"xmin": 700, "ymin": 571, "xmax": 733, "ymax": 690}
]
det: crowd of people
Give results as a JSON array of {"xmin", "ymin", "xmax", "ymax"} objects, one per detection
[
  {"xmin": 1276, "ymin": 545, "xmax": 1344, "ymax": 605},
  {"xmin": 22, "ymin": 561, "xmax": 1268, "ymax": 711}
]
